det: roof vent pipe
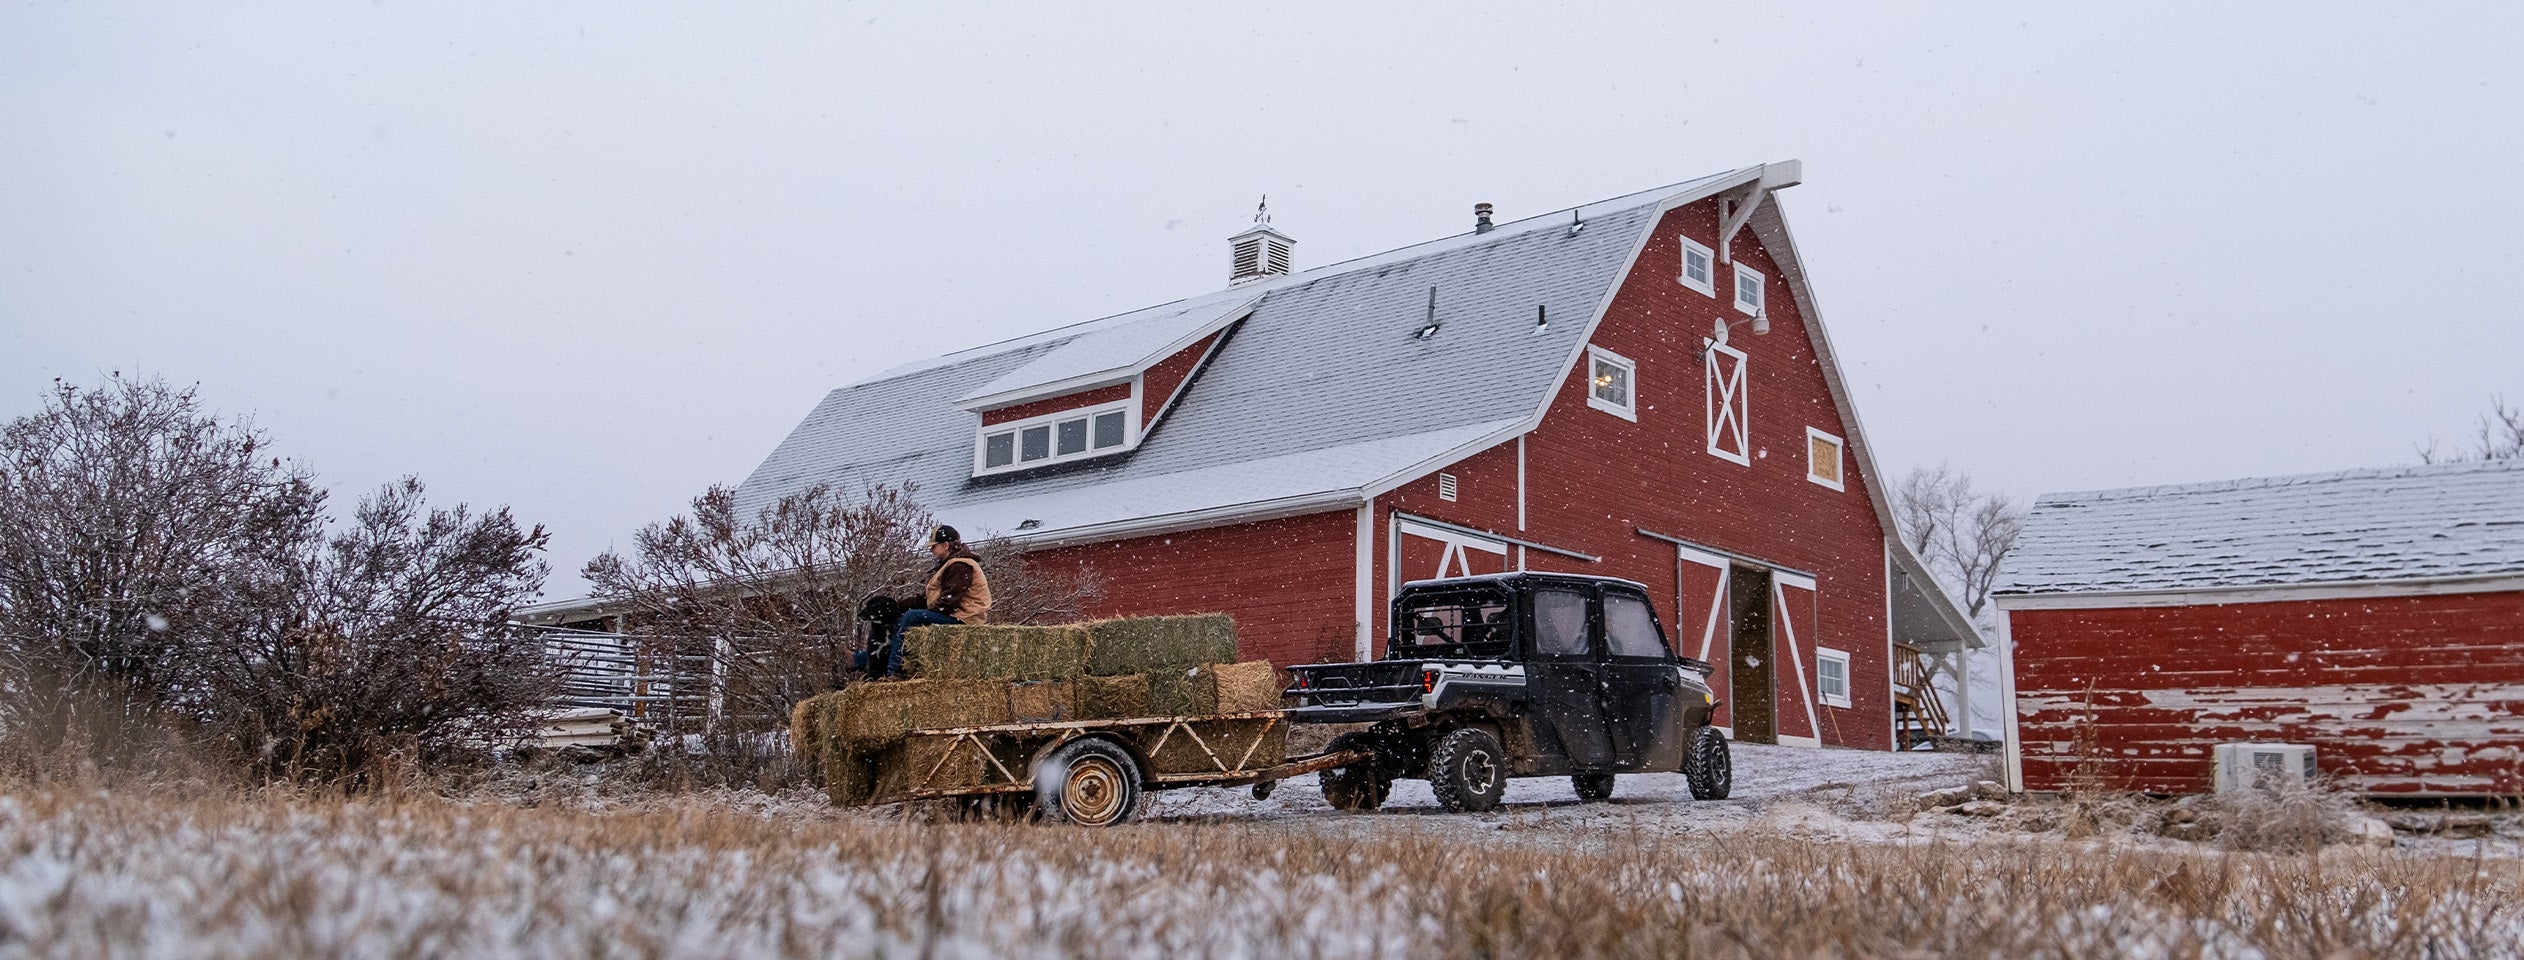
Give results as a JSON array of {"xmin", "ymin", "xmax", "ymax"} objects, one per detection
[{"xmin": 1474, "ymin": 203, "xmax": 1494, "ymax": 234}]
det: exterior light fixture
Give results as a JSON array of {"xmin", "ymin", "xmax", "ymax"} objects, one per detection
[{"xmin": 1693, "ymin": 311, "xmax": 1770, "ymax": 363}]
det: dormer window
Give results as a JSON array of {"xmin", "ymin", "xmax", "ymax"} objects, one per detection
[{"xmin": 978, "ymin": 400, "xmax": 1136, "ymax": 474}]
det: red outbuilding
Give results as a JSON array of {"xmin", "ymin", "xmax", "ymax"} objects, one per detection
[
  {"xmin": 1993, "ymin": 460, "xmax": 2524, "ymax": 796},
  {"xmin": 537, "ymin": 162, "xmax": 1984, "ymax": 751}
]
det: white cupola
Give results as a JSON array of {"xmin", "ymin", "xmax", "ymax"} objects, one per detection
[{"xmin": 1228, "ymin": 196, "xmax": 1295, "ymax": 285}]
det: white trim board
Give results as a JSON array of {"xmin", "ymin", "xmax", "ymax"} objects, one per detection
[{"xmin": 1992, "ymin": 573, "xmax": 2524, "ymax": 610}]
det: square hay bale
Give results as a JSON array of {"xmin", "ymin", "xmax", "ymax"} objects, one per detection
[
  {"xmin": 875, "ymin": 734, "xmax": 984, "ymax": 798},
  {"xmin": 1006, "ymin": 680, "xmax": 1075, "ymax": 723},
  {"xmin": 1197, "ymin": 660, "xmax": 1284, "ymax": 715},
  {"xmin": 1082, "ymin": 614, "xmax": 1239, "ymax": 677},
  {"xmin": 833, "ymin": 679, "xmax": 1015, "ymax": 747},
  {"xmin": 1144, "ymin": 667, "xmax": 1202, "ymax": 718},
  {"xmin": 903, "ymin": 624, "xmax": 1090, "ymax": 681},
  {"xmin": 823, "ymin": 743, "xmax": 880, "ymax": 806},
  {"xmin": 1146, "ymin": 718, "xmax": 1289, "ymax": 776},
  {"xmin": 1075, "ymin": 674, "xmax": 1150, "ymax": 720}
]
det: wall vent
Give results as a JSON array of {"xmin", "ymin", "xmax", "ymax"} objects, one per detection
[
  {"xmin": 2213, "ymin": 743, "xmax": 2317, "ymax": 794},
  {"xmin": 1438, "ymin": 473, "xmax": 1459, "ymax": 502}
]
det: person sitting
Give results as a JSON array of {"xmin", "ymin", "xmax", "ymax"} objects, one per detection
[{"xmin": 862, "ymin": 525, "xmax": 993, "ymax": 677}]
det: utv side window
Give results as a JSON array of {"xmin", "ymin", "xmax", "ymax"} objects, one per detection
[
  {"xmin": 1603, "ymin": 592, "xmax": 1669, "ymax": 659},
  {"xmin": 1532, "ymin": 589, "xmax": 1590, "ymax": 656}
]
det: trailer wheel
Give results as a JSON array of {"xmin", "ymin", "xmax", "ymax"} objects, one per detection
[
  {"xmin": 1686, "ymin": 727, "xmax": 1732, "ymax": 801},
  {"xmin": 1319, "ymin": 733, "xmax": 1392, "ymax": 812},
  {"xmin": 1572, "ymin": 773, "xmax": 1616, "ymax": 802},
  {"xmin": 1035, "ymin": 738, "xmax": 1142, "ymax": 827},
  {"xmin": 1427, "ymin": 728, "xmax": 1507, "ymax": 813}
]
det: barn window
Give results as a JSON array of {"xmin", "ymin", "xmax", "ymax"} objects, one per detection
[
  {"xmin": 976, "ymin": 399, "xmax": 1137, "ymax": 475},
  {"xmin": 1587, "ymin": 346, "xmax": 1637, "ymax": 421},
  {"xmin": 1806, "ymin": 427, "xmax": 1845, "ymax": 491},
  {"xmin": 1733, "ymin": 262, "xmax": 1766, "ymax": 316},
  {"xmin": 1677, "ymin": 236, "xmax": 1716, "ymax": 297},
  {"xmin": 1704, "ymin": 340, "xmax": 1749, "ymax": 465},
  {"xmin": 1817, "ymin": 647, "xmax": 1852, "ymax": 708}
]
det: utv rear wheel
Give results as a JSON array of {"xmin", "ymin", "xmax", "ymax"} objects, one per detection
[
  {"xmin": 1686, "ymin": 728, "xmax": 1732, "ymax": 801},
  {"xmin": 1036, "ymin": 738, "xmax": 1142, "ymax": 827},
  {"xmin": 1319, "ymin": 732, "xmax": 1392, "ymax": 812},
  {"xmin": 1427, "ymin": 728, "xmax": 1508, "ymax": 813},
  {"xmin": 1572, "ymin": 773, "xmax": 1616, "ymax": 802}
]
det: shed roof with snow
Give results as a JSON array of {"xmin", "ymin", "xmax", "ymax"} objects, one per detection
[{"xmin": 1994, "ymin": 459, "xmax": 2524, "ymax": 598}]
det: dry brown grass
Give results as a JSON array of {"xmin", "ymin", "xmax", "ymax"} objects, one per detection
[{"xmin": 1, "ymin": 781, "xmax": 2519, "ymax": 959}]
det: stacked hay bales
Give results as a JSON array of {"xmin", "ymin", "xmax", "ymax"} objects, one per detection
[{"xmin": 788, "ymin": 612, "xmax": 1292, "ymax": 805}]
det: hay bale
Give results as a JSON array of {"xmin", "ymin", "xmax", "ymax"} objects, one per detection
[
  {"xmin": 875, "ymin": 734, "xmax": 984, "ymax": 797},
  {"xmin": 903, "ymin": 624, "xmax": 1090, "ymax": 681},
  {"xmin": 834, "ymin": 679, "xmax": 1016, "ymax": 747},
  {"xmin": 823, "ymin": 743, "xmax": 880, "ymax": 806},
  {"xmin": 1007, "ymin": 679, "xmax": 1075, "ymax": 723},
  {"xmin": 1146, "ymin": 718, "xmax": 1289, "ymax": 775},
  {"xmin": 1075, "ymin": 674, "xmax": 1150, "ymax": 720},
  {"xmin": 1082, "ymin": 614, "xmax": 1239, "ymax": 677},
  {"xmin": 1197, "ymin": 660, "xmax": 1283, "ymax": 715},
  {"xmin": 1145, "ymin": 667, "xmax": 1202, "ymax": 718}
]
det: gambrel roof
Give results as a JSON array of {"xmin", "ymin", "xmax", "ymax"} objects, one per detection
[
  {"xmin": 738, "ymin": 167, "xmax": 1795, "ymax": 542},
  {"xmin": 1995, "ymin": 459, "xmax": 2524, "ymax": 598}
]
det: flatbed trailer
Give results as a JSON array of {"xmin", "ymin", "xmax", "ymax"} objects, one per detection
[{"xmin": 866, "ymin": 710, "xmax": 1369, "ymax": 826}]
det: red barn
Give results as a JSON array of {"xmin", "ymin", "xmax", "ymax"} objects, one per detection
[
  {"xmin": 556, "ymin": 162, "xmax": 1983, "ymax": 751},
  {"xmin": 1993, "ymin": 460, "xmax": 2524, "ymax": 795}
]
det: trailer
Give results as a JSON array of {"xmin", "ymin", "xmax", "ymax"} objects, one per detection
[{"xmin": 865, "ymin": 710, "xmax": 1370, "ymax": 826}]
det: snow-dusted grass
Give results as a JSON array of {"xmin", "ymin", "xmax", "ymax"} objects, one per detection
[{"xmin": 6, "ymin": 747, "xmax": 2523, "ymax": 960}]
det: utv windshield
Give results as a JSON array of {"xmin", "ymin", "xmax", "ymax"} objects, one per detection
[{"xmin": 1388, "ymin": 589, "xmax": 1515, "ymax": 659}]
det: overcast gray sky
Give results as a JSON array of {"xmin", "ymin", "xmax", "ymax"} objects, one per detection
[{"xmin": 7, "ymin": 2, "xmax": 2519, "ymax": 599}]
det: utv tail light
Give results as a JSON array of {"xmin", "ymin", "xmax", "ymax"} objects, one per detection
[
  {"xmin": 1422, "ymin": 669, "xmax": 1439, "ymax": 693},
  {"xmin": 1297, "ymin": 674, "xmax": 1311, "ymax": 689}
]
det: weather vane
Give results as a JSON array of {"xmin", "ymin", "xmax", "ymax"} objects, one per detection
[{"xmin": 1254, "ymin": 195, "xmax": 1271, "ymax": 226}]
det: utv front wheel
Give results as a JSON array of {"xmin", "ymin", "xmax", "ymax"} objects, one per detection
[
  {"xmin": 1572, "ymin": 773, "xmax": 1616, "ymax": 802},
  {"xmin": 1685, "ymin": 727, "xmax": 1732, "ymax": 800},
  {"xmin": 1319, "ymin": 733, "xmax": 1392, "ymax": 812},
  {"xmin": 1427, "ymin": 728, "xmax": 1508, "ymax": 813}
]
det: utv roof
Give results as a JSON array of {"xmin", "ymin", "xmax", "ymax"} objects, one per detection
[{"xmin": 1398, "ymin": 571, "xmax": 1654, "ymax": 594}]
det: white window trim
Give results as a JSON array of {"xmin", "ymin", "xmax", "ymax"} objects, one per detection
[
  {"xmin": 973, "ymin": 398, "xmax": 1139, "ymax": 476},
  {"xmin": 1676, "ymin": 235, "xmax": 1716, "ymax": 297},
  {"xmin": 1804, "ymin": 426, "xmax": 1846, "ymax": 492},
  {"xmin": 1703, "ymin": 340, "xmax": 1750, "ymax": 465},
  {"xmin": 1585, "ymin": 345, "xmax": 1638, "ymax": 422},
  {"xmin": 1817, "ymin": 646, "xmax": 1853, "ymax": 709},
  {"xmin": 1732, "ymin": 262, "xmax": 1766, "ymax": 316}
]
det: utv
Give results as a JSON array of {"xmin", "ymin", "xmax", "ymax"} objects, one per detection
[{"xmin": 1284, "ymin": 572, "xmax": 1732, "ymax": 813}]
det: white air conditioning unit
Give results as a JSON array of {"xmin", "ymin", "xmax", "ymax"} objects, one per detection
[{"xmin": 2213, "ymin": 743, "xmax": 2318, "ymax": 794}]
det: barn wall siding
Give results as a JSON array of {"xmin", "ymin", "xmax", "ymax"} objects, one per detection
[
  {"xmin": 2008, "ymin": 589, "xmax": 2524, "ymax": 795},
  {"xmin": 979, "ymin": 383, "xmax": 1135, "ymax": 426},
  {"xmin": 1024, "ymin": 509, "xmax": 1357, "ymax": 668},
  {"xmin": 1141, "ymin": 330, "xmax": 1225, "ymax": 424},
  {"xmin": 1373, "ymin": 198, "xmax": 1895, "ymax": 750}
]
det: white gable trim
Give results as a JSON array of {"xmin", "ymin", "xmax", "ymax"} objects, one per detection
[{"xmin": 1993, "ymin": 572, "xmax": 2524, "ymax": 611}]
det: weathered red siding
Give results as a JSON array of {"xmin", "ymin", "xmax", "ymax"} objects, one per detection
[
  {"xmin": 1024, "ymin": 510, "xmax": 1357, "ymax": 668},
  {"xmin": 979, "ymin": 383, "xmax": 1134, "ymax": 426},
  {"xmin": 1141, "ymin": 331, "xmax": 1223, "ymax": 424},
  {"xmin": 2009, "ymin": 589, "xmax": 2524, "ymax": 795}
]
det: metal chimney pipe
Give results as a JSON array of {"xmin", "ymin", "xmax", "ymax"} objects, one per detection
[{"xmin": 1474, "ymin": 203, "xmax": 1494, "ymax": 233}]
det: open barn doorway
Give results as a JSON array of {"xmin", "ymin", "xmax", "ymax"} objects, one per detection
[{"xmin": 1728, "ymin": 564, "xmax": 1777, "ymax": 744}]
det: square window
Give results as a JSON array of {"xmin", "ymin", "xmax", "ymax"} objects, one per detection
[
  {"xmin": 983, "ymin": 431, "xmax": 1015, "ymax": 468},
  {"xmin": 1092, "ymin": 410, "xmax": 1127, "ymax": 448},
  {"xmin": 1586, "ymin": 345, "xmax": 1637, "ymax": 421},
  {"xmin": 1806, "ymin": 427, "xmax": 1845, "ymax": 491},
  {"xmin": 1733, "ymin": 263, "xmax": 1766, "ymax": 316},
  {"xmin": 1019, "ymin": 425, "xmax": 1051, "ymax": 462},
  {"xmin": 1056, "ymin": 417, "xmax": 1088, "ymax": 456},
  {"xmin": 1677, "ymin": 237, "xmax": 1716, "ymax": 297},
  {"xmin": 1817, "ymin": 647, "xmax": 1852, "ymax": 708}
]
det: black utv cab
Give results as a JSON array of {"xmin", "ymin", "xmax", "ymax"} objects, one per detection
[{"xmin": 1285, "ymin": 572, "xmax": 1732, "ymax": 813}]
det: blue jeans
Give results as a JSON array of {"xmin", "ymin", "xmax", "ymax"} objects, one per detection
[{"xmin": 860, "ymin": 609, "xmax": 960, "ymax": 677}]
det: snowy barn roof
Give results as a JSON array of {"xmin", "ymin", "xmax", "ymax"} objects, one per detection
[
  {"xmin": 733, "ymin": 165, "xmax": 1800, "ymax": 543},
  {"xmin": 1994, "ymin": 459, "xmax": 2524, "ymax": 598}
]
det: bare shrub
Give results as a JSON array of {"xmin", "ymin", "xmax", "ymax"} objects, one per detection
[
  {"xmin": 2181, "ymin": 777, "xmax": 2369, "ymax": 852},
  {"xmin": 0, "ymin": 377, "xmax": 555, "ymax": 787},
  {"xmin": 2420, "ymin": 395, "xmax": 2524, "ymax": 463}
]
